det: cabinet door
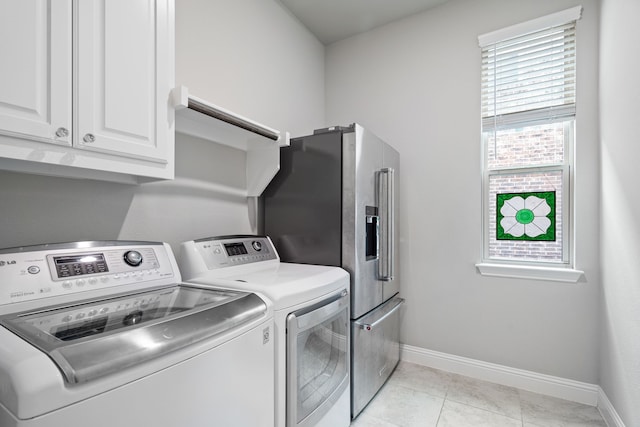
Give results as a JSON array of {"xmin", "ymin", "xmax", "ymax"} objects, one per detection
[
  {"xmin": 75, "ymin": 0, "xmax": 172, "ymax": 164},
  {"xmin": 0, "ymin": 0, "xmax": 72, "ymax": 146}
]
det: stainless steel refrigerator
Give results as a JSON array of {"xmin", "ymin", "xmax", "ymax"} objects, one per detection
[{"xmin": 260, "ymin": 123, "xmax": 404, "ymax": 419}]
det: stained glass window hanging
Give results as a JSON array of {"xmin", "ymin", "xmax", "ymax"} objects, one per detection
[{"xmin": 497, "ymin": 191, "xmax": 556, "ymax": 241}]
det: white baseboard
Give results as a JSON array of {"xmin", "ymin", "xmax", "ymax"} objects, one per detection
[
  {"xmin": 597, "ymin": 387, "xmax": 627, "ymax": 427},
  {"xmin": 400, "ymin": 344, "xmax": 598, "ymax": 405},
  {"xmin": 400, "ymin": 344, "xmax": 626, "ymax": 427}
]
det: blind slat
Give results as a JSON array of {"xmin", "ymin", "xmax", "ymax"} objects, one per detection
[
  {"xmin": 483, "ymin": 31, "xmax": 575, "ymax": 61},
  {"xmin": 482, "ymin": 40, "xmax": 576, "ymax": 69},
  {"xmin": 482, "ymin": 78, "xmax": 577, "ymax": 99},
  {"xmin": 483, "ymin": 67, "xmax": 576, "ymax": 88}
]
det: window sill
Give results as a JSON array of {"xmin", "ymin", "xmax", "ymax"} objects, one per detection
[{"xmin": 475, "ymin": 263, "xmax": 584, "ymax": 283}]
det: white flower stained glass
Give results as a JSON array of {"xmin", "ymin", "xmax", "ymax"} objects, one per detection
[{"xmin": 497, "ymin": 192, "xmax": 556, "ymax": 241}]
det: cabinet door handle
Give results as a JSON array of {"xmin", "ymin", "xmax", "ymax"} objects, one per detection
[
  {"xmin": 83, "ymin": 133, "xmax": 96, "ymax": 143},
  {"xmin": 55, "ymin": 127, "xmax": 69, "ymax": 138}
]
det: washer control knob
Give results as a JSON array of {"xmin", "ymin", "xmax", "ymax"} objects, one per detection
[
  {"xmin": 252, "ymin": 241, "xmax": 262, "ymax": 251},
  {"xmin": 123, "ymin": 250, "xmax": 143, "ymax": 267}
]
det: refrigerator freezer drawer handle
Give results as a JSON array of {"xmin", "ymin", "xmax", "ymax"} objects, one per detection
[
  {"xmin": 357, "ymin": 298, "xmax": 404, "ymax": 331},
  {"xmin": 378, "ymin": 167, "xmax": 395, "ymax": 281}
]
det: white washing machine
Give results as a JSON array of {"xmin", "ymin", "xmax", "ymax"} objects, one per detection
[
  {"xmin": 0, "ymin": 241, "xmax": 274, "ymax": 427},
  {"xmin": 179, "ymin": 235, "xmax": 351, "ymax": 427}
]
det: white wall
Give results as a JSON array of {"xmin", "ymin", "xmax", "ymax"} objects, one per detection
[
  {"xmin": 599, "ymin": 0, "xmax": 640, "ymax": 425},
  {"xmin": 0, "ymin": 0, "xmax": 324, "ymax": 251},
  {"xmin": 326, "ymin": 0, "xmax": 601, "ymax": 383}
]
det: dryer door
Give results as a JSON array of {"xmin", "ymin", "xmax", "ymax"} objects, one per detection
[{"xmin": 286, "ymin": 290, "xmax": 349, "ymax": 427}]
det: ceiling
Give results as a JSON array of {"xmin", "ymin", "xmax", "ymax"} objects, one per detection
[{"xmin": 277, "ymin": 0, "xmax": 450, "ymax": 45}]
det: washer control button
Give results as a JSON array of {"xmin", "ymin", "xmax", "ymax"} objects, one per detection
[
  {"xmin": 252, "ymin": 241, "xmax": 262, "ymax": 251},
  {"xmin": 27, "ymin": 266, "xmax": 40, "ymax": 274}
]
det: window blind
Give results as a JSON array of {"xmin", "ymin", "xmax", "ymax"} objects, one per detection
[{"xmin": 481, "ymin": 19, "xmax": 578, "ymax": 131}]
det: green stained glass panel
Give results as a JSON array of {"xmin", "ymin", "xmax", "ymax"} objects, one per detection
[{"xmin": 497, "ymin": 191, "xmax": 556, "ymax": 241}]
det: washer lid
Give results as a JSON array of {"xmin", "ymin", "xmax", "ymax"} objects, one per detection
[{"xmin": 0, "ymin": 284, "xmax": 267, "ymax": 385}]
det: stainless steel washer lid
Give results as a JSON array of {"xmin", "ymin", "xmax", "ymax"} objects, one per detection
[{"xmin": 0, "ymin": 284, "xmax": 267, "ymax": 385}]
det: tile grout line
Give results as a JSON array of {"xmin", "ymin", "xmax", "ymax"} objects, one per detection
[
  {"xmin": 519, "ymin": 390, "xmax": 525, "ymax": 427},
  {"xmin": 434, "ymin": 388, "xmax": 449, "ymax": 427}
]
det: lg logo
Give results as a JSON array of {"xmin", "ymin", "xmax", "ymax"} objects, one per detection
[{"xmin": 0, "ymin": 260, "xmax": 17, "ymax": 267}]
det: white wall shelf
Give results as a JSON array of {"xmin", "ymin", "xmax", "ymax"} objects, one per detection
[{"xmin": 173, "ymin": 86, "xmax": 289, "ymax": 196}]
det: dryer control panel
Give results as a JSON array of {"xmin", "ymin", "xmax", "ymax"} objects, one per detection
[{"xmin": 189, "ymin": 235, "xmax": 278, "ymax": 271}]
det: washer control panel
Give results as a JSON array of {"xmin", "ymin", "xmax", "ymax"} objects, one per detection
[
  {"xmin": 0, "ymin": 241, "xmax": 176, "ymax": 307},
  {"xmin": 48, "ymin": 247, "xmax": 159, "ymax": 281},
  {"xmin": 192, "ymin": 235, "xmax": 278, "ymax": 270}
]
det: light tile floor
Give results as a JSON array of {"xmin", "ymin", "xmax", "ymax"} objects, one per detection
[{"xmin": 350, "ymin": 362, "xmax": 607, "ymax": 427}]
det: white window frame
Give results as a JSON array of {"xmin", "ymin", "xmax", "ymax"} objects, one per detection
[
  {"xmin": 476, "ymin": 7, "xmax": 584, "ymax": 282},
  {"xmin": 482, "ymin": 123, "xmax": 572, "ymax": 265}
]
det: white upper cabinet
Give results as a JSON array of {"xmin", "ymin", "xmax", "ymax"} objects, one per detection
[
  {"xmin": 0, "ymin": 1, "xmax": 72, "ymax": 146},
  {"xmin": 0, "ymin": 0, "xmax": 175, "ymax": 183},
  {"xmin": 75, "ymin": 0, "xmax": 172, "ymax": 164}
]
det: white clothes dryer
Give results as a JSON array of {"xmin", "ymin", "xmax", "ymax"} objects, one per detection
[{"xmin": 179, "ymin": 235, "xmax": 351, "ymax": 427}]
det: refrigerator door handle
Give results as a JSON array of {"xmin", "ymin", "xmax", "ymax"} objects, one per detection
[
  {"xmin": 355, "ymin": 297, "xmax": 404, "ymax": 331},
  {"xmin": 378, "ymin": 167, "xmax": 395, "ymax": 281}
]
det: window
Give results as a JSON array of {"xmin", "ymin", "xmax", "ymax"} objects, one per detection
[{"xmin": 478, "ymin": 7, "xmax": 582, "ymax": 271}]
